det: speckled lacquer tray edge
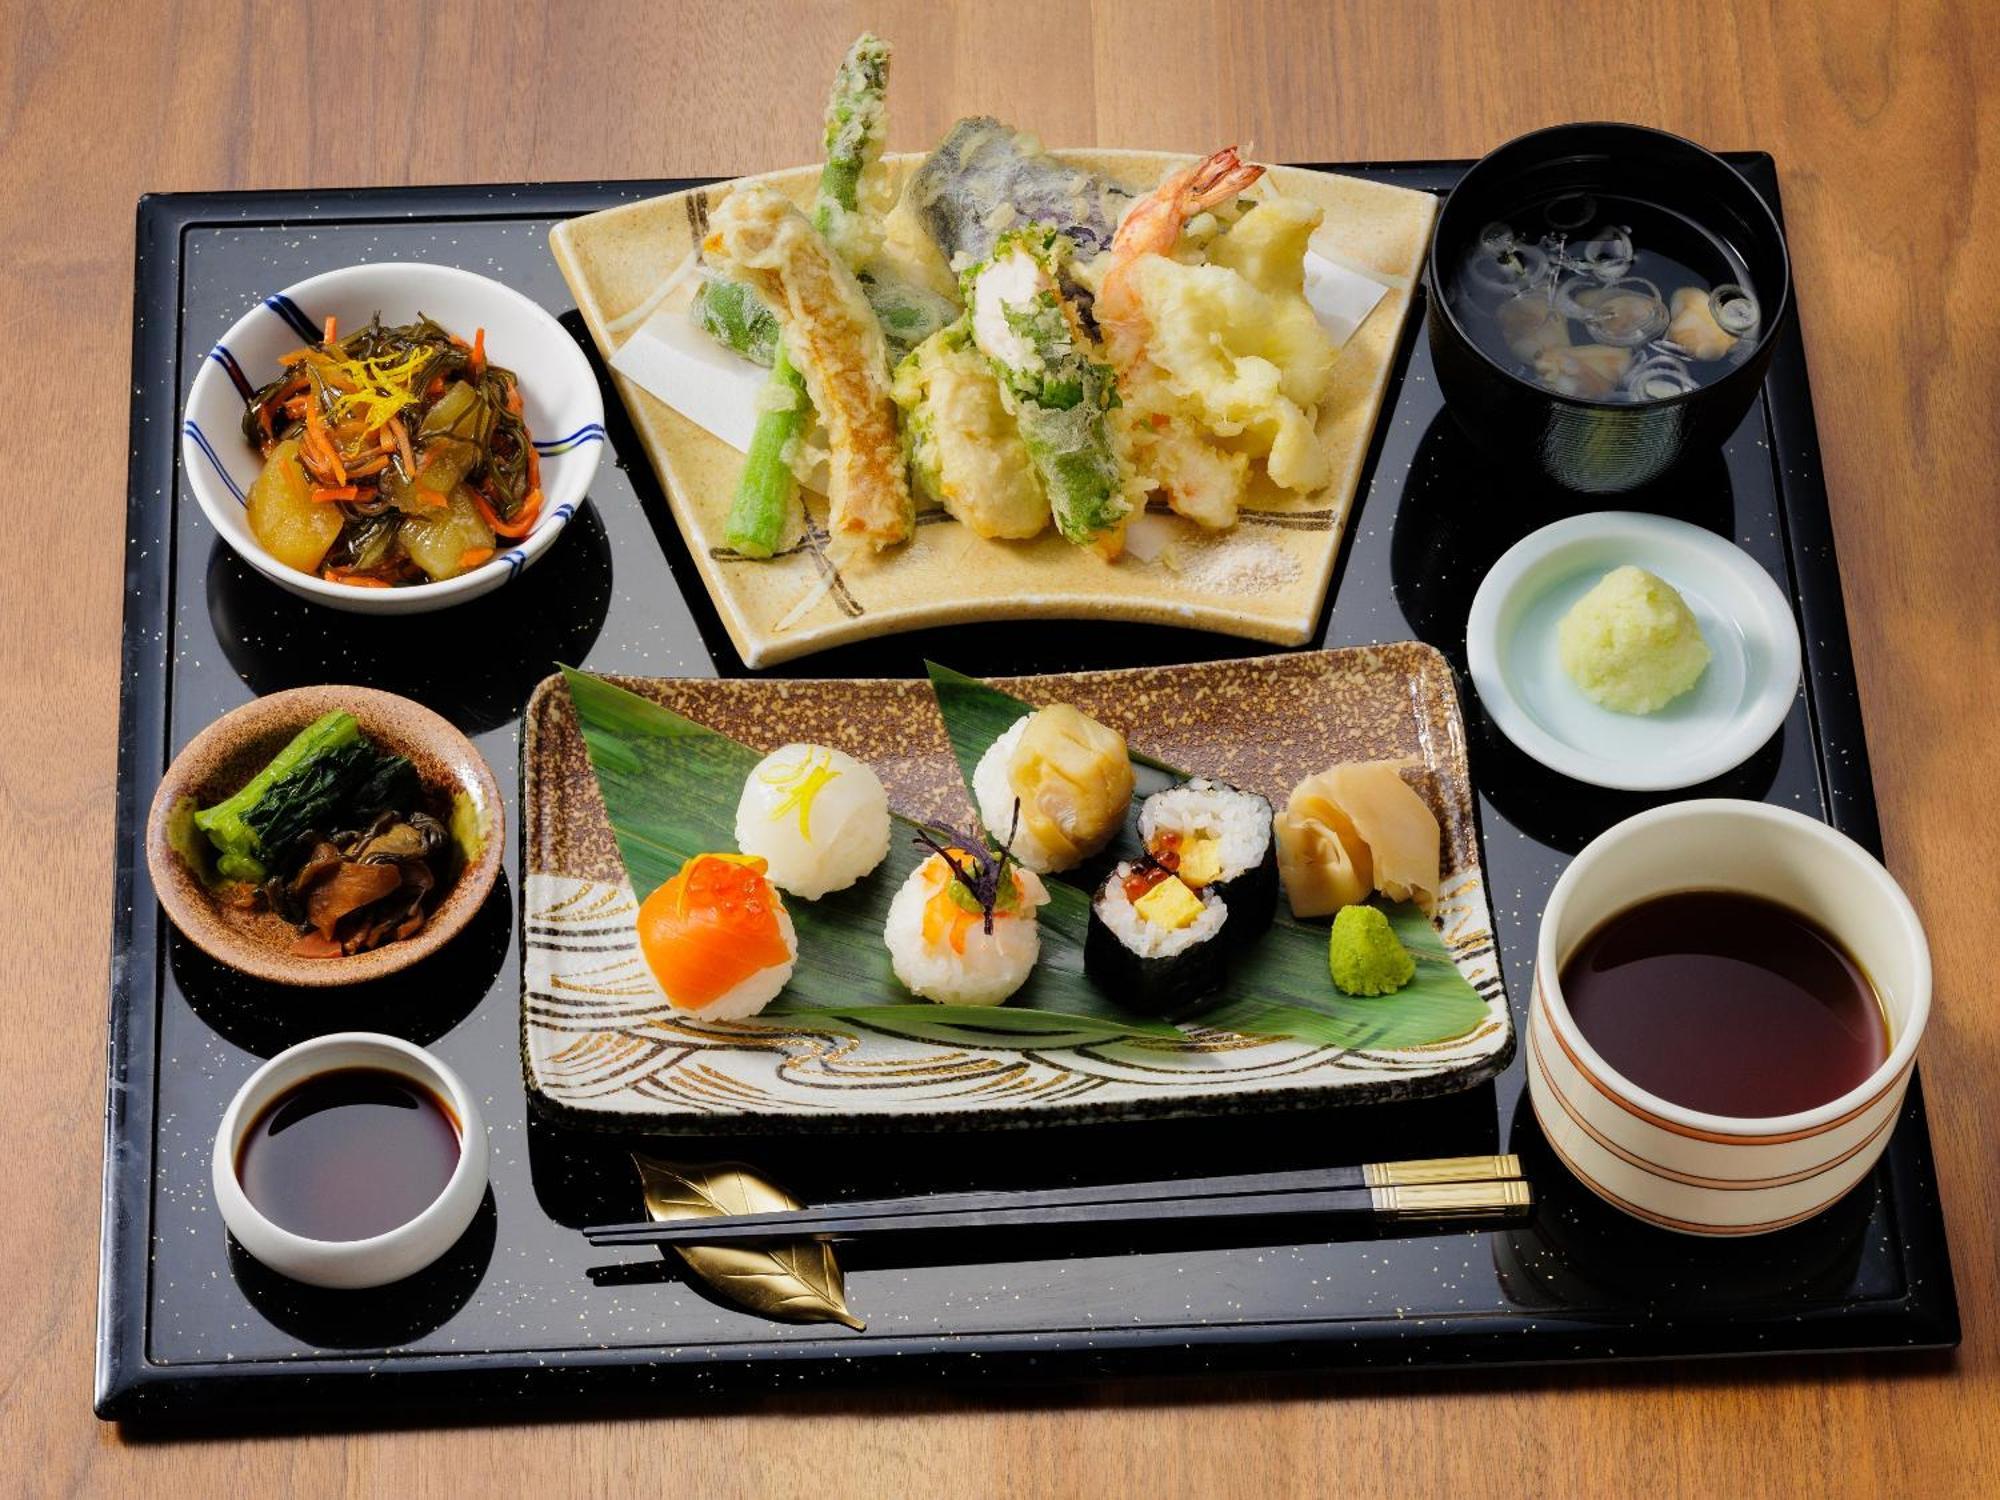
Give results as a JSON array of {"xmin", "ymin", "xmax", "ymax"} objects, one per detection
[
  {"xmin": 549, "ymin": 153, "xmax": 1437, "ymax": 668},
  {"xmin": 517, "ymin": 646, "xmax": 1514, "ymax": 1133},
  {"xmin": 95, "ymin": 166, "xmax": 1958, "ymax": 1427}
]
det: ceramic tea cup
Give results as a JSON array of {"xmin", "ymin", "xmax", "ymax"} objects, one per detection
[{"xmin": 1528, "ymin": 799, "xmax": 1930, "ymax": 1235}]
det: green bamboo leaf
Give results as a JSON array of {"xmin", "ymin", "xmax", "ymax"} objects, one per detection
[
  {"xmin": 920, "ymin": 661, "xmax": 1490, "ymax": 1051},
  {"xmin": 559, "ymin": 668, "xmax": 1181, "ymax": 1041}
]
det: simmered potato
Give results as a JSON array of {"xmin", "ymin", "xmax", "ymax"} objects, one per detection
[
  {"xmin": 246, "ymin": 437, "xmax": 343, "ymax": 574},
  {"xmin": 398, "ymin": 485, "xmax": 496, "ymax": 581}
]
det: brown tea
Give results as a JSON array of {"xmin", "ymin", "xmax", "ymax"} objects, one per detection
[
  {"xmin": 1558, "ymin": 891, "xmax": 1887, "ymax": 1118},
  {"xmin": 236, "ymin": 1067, "xmax": 461, "ymax": 1240}
]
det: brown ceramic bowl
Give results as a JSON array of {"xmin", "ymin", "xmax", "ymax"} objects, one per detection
[{"xmin": 145, "ymin": 686, "xmax": 504, "ymax": 987}]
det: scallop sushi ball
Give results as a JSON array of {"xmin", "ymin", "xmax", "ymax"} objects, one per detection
[
  {"xmin": 972, "ymin": 704, "xmax": 1134, "ymax": 873},
  {"xmin": 734, "ymin": 743, "xmax": 892, "ymax": 899},
  {"xmin": 636, "ymin": 853, "xmax": 798, "ymax": 1020},
  {"xmin": 883, "ymin": 837, "xmax": 1050, "ymax": 1006}
]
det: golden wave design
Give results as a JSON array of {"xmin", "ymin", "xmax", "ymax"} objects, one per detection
[{"xmin": 523, "ymin": 875, "xmax": 1512, "ymax": 1119}]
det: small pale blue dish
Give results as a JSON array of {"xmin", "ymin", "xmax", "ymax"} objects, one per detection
[{"xmin": 1466, "ymin": 511, "xmax": 1802, "ymax": 791}]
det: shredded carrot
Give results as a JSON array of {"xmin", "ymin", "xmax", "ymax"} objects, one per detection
[
  {"xmin": 323, "ymin": 315, "xmax": 338, "ymax": 345},
  {"xmin": 321, "ymin": 567, "xmax": 392, "ymax": 588},
  {"xmin": 344, "ymin": 455, "xmax": 389, "ymax": 478},
  {"xmin": 505, "ymin": 381, "xmax": 523, "ymax": 417},
  {"xmin": 278, "ymin": 346, "xmax": 312, "ymax": 366},
  {"xmin": 310, "ymin": 485, "xmax": 359, "ymax": 504},
  {"xmin": 471, "ymin": 484, "xmax": 541, "ymax": 538},
  {"xmin": 282, "ymin": 395, "xmax": 309, "ymax": 419},
  {"xmin": 526, "ymin": 442, "xmax": 542, "ymax": 495},
  {"xmin": 468, "ymin": 327, "xmax": 486, "ymax": 379},
  {"xmin": 457, "ymin": 546, "xmax": 495, "ymax": 572},
  {"xmin": 426, "ymin": 375, "xmax": 446, "ymax": 399}
]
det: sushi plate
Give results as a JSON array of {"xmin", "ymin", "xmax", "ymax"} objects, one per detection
[
  {"xmin": 520, "ymin": 646, "xmax": 1513, "ymax": 1131},
  {"xmin": 549, "ymin": 154, "xmax": 1437, "ymax": 668}
]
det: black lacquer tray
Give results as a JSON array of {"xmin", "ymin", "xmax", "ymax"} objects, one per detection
[{"xmin": 97, "ymin": 160, "xmax": 1958, "ymax": 1425}]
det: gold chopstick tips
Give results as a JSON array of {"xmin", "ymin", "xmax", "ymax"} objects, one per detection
[
  {"xmin": 1362, "ymin": 1154, "xmax": 1522, "ymax": 1188},
  {"xmin": 1370, "ymin": 1180, "xmax": 1534, "ymax": 1217}
]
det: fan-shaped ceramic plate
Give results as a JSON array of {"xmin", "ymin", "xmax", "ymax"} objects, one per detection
[
  {"xmin": 550, "ymin": 154, "xmax": 1437, "ymax": 667},
  {"xmin": 519, "ymin": 646, "xmax": 1512, "ymax": 1132}
]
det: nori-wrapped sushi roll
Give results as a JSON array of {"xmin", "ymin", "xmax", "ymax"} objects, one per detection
[
  {"xmin": 907, "ymin": 116, "xmax": 1134, "ymax": 267},
  {"xmin": 1085, "ymin": 859, "xmax": 1230, "ymax": 1020},
  {"xmin": 1137, "ymin": 778, "xmax": 1278, "ymax": 947}
]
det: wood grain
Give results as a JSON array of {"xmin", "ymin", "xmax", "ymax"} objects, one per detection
[{"xmin": 3, "ymin": 0, "xmax": 1996, "ymax": 1493}]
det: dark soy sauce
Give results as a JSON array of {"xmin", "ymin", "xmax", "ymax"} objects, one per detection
[
  {"xmin": 236, "ymin": 1067, "xmax": 461, "ymax": 1240},
  {"xmin": 1559, "ymin": 891, "xmax": 1887, "ymax": 1118}
]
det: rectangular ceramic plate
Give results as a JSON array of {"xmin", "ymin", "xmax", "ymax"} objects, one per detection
[
  {"xmin": 549, "ymin": 155, "xmax": 1437, "ymax": 667},
  {"xmin": 521, "ymin": 646, "xmax": 1511, "ymax": 1129}
]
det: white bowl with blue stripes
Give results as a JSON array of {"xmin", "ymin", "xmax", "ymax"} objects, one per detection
[{"xmin": 182, "ymin": 261, "xmax": 605, "ymax": 612}]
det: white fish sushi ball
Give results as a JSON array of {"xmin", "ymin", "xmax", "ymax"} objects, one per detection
[
  {"xmin": 664, "ymin": 906, "xmax": 797, "ymax": 1022},
  {"xmin": 973, "ymin": 716, "xmax": 1059, "ymax": 872},
  {"xmin": 883, "ymin": 859, "xmax": 1048, "ymax": 1006},
  {"xmin": 734, "ymin": 743, "xmax": 892, "ymax": 899}
]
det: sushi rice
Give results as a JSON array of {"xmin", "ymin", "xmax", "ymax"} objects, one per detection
[
  {"xmin": 734, "ymin": 742, "xmax": 892, "ymax": 899},
  {"xmin": 974, "ymin": 712, "xmax": 1132, "ymax": 873},
  {"xmin": 670, "ymin": 906, "xmax": 798, "ymax": 1020},
  {"xmin": 883, "ymin": 855, "xmax": 1049, "ymax": 1005},
  {"xmin": 973, "ymin": 717, "xmax": 1053, "ymax": 868},
  {"xmin": 1139, "ymin": 778, "xmax": 1271, "ymax": 881},
  {"xmin": 1092, "ymin": 862, "xmax": 1228, "ymax": 960}
]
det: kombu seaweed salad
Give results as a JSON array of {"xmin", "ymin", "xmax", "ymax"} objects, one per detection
[
  {"xmin": 173, "ymin": 711, "xmax": 462, "ymax": 957},
  {"xmin": 239, "ymin": 314, "xmax": 542, "ymax": 587}
]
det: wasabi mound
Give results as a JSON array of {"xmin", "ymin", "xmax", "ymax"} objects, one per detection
[
  {"xmin": 1329, "ymin": 904, "xmax": 1414, "ymax": 998},
  {"xmin": 1558, "ymin": 565, "xmax": 1710, "ymax": 714}
]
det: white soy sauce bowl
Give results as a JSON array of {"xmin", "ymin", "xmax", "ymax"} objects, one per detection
[
  {"xmin": 1466, "ymin": 511, "xmax": 1802, "ymax": 790},
  {"xmin": 181, "ymin": 261, "xmax": 605, "ymax": 613},
  {"xmin": 212, "ymin": 1032, "xmax": 489, "ymax": 1290}
]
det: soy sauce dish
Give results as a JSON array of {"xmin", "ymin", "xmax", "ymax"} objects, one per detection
[
  {"xmin": 213, "ymin": 1033, "xmax": 488, "ymax": 1289},
  {"xmin": 1529, "ymin": 800, "xmax": 1930, "ymax": 1236}
]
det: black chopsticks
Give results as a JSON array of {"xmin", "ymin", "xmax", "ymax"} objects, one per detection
[{"xmin": 585, "ymin": 1153, "xmax": 1529, "ymax": 1247}]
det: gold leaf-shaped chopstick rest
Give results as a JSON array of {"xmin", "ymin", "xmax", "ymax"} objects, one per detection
[{"xmin": 631, "ymin": 1154, "xmax": 865, "ymax": 1331}]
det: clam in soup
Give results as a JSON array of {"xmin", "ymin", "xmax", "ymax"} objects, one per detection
[{"xmin": 1452, "ymin": 192, "xmax": 1761, "ymax": 403}]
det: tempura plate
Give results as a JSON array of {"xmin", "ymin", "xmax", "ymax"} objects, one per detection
[
  {"xmin": 549, "ymin": 154, "xmax": 1437, "ymax": 667},
  {"xmin": 520, "ymin": 645, "xmax": 1512, "ymax": 1130}
]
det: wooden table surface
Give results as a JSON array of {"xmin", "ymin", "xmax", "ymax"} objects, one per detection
[{"xmin": 5, "ymin": 0, "xmax": 1995, "ymax": 1493}]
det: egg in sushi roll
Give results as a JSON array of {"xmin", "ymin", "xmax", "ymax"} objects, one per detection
[
  {"xmin": 734, "ymin": 743, "xmax": 892, "ymax": 899},
  {"xmin": 1137, "ymin": 778, "xmax": 1277, "ymax": 945},
  {"xmin": 636, "ymin": 853, "xmax": 798, "ymax": 1020},
  {"xmin": 1084, "ymin": 858, "xmax": 1229, "ymax": 1019},
  {"xmin": 884, "ymin": 821, "xmax": 1050, "ymax": 1006},
  {"xmin": 973, "ymin": 703, "xmax": 1134, "ymax": 873}
]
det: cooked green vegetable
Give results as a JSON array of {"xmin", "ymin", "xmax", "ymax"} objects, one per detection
[
  {"xmin": 724, "ymin": 343, "xmax": 809, "ymax": 557},
  {"xmin": 188, "ymin": 709, "xmax": 420, "ymax": 884},
  {"xmin": 699, "ymin": 262, "xmax": 954, "ymax": 369},
  {"xmin": 240, "ymin": 740, "xmax": 420, "ymax": 867},
  {"xmin": 963, "ymin": 226, "xmax": 1129, "ymax": 551},
  {"xmin": 192, "ymin": 711, "xmax": 361, "ymax": 882},
  {"xmin": 728, "ymin": 33, "xmax": 895, "ymax": 559},
  {"xmin": 861, "ymin": 273, "xmax": 958, "ymax": 359},
  {"xmin": 691, "ymin": 277, "xmax": 779, "ymax": 366}
]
